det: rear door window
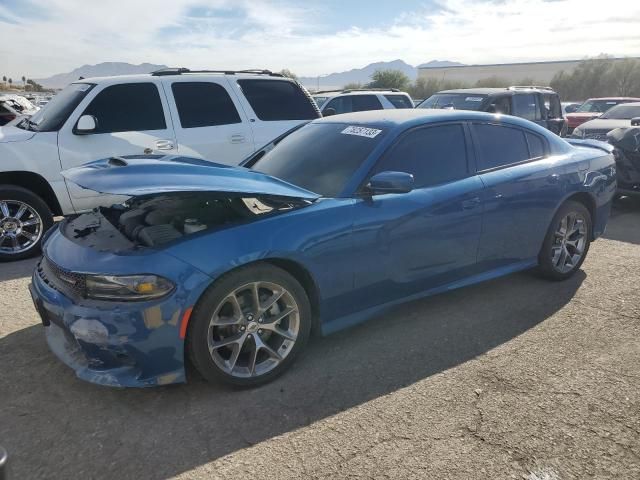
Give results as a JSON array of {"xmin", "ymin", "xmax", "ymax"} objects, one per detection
[
  {"xmin": 525, "ymin": 132, "xmax": 546, "ymax": 158},
  {"xmin": 472, "ymin": 123, "xmax": 530, "ymax": 170},
  {"xmin": 512, "ymin": 94, "xmax": 541, "ymax": 121},
  {"xmin": 82, "ymin": 83, "xmax": 166, "ymax": 133},
  {"xmin": 352, "ymin": 95, "xmax": 383, "ymax": 112},
  {"xmin": 372, "ymin": 124, "xmax": 469, "ymax": 188},
  {"xmin": 172, "ymin": 82, "xmax": 241, "ymax": 128},
  {"xmin": 325, "ymin": 96, "xmax": 352, "ymax": 114},
  {"xmin": 384, "ymin": 94, "xmax": 413, "ymax": 109},
  {"xmin": 237, "ymin": 79, "xmax": 318, "ymax": 121},
  {"xmin": 543, "ymin": 94, "xmax": 562, "ymax": 119}
]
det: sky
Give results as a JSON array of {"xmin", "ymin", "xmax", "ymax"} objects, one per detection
[{"xmin": 0, "ymin": 0, "xmax": 639, "ymax": 80}]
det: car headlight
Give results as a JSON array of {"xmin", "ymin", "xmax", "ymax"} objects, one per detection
[
  {"xmin": 572, "ymin": 127, "xmax": 584, "ymax": 138},
  {"xmin": 85, "ymin": 274, "xmax": 174, "ymax": 301}
]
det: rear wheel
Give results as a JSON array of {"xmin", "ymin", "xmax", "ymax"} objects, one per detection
[
  {"xmin": 537, "ymin": 200, "xmax": 591, "ymax": 280},
  {"xmin": 187, "ymin": 263, "xmax": 312, "ymax": 387},
  {"xmin": 0, "ymin": 186, "xmax": 53, "ymax": 262}
]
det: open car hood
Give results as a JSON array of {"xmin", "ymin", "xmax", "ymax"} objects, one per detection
[{"xmin": 62, "ymin": 155, "xmax": 320, "ymax": 200}]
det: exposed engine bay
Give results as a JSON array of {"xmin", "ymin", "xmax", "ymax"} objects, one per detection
[{"xmin": 62, "ymin": 192, "xmax": 310, "ymax": 251}]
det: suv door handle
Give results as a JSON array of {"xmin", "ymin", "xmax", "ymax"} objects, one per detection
[
  {"xmin": 230, "ymin": 134, "xmax": 246, "ymax": 144},
  {"xmin": 155, "ymin": 140, "xmax": 174, "ymax": 150},
  {"xmin": 462, "ymin": 197, "xmax": 481, "ymax": 210}
]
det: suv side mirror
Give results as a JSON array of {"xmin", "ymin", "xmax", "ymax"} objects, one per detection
[
  {"xmin": 631, "ymin": 117, "xmax": 640, "ymax": 126},
  {"xmin": 367, "ymin": 171, "xmax": 414, "ymax": 195},
  {"xmin": 75, "ymin": 115, "xmax": 97, "ymax": 134},
  {"xmin": 323, "ymin": 107, "xmax": 336, "ymax": 117}
]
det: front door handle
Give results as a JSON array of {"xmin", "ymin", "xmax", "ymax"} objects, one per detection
[
  {"xmin": 155, "ymin": 139, "xmax": 174, "ymax": 151},
  {"xmin": 230, "ymin": 134, "xmax": 246, "ymax": 144},
  {"xmin": 462, "ymin": 197, "xmax": 481, "ymax": 210}
]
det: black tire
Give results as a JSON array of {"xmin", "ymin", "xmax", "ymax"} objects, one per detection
[
  {"xmin": 0, "ymin": 185, "xmax": 53, "ymax": 262},
  {"xmin": 187, "ymin": 263, "xmax": 312, "ymax": 387},
  {"xmin": 537, "ymin": 200, "xmax": 592, "ymax": 281}
]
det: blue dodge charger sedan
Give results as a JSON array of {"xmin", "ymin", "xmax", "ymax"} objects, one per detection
[{"xmin": 29, "ymin": 110, "xmax": 616, "ymax": 387}]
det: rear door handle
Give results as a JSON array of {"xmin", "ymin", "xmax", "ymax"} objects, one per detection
[
  {"xmin": 155, "ymin": 139, "xmax": 174, "ymax": 150},
  {"xmin": 230, "ymin": 134, "xmax": 246, "ymax": 144},
  {"xmin": 462, "ymin": 197, "xmax": 481, "ymax": 210}
]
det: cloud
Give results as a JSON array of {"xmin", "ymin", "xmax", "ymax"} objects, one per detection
[{"xmin": 0, "ymin": 0, "xmax": 638, "ymax": 79}]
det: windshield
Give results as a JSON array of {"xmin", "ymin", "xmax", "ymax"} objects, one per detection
[
  {"xmin": 24, "ymin": 83, "xmax": 95, "ymax": 131},
  {"xmin": 600, "ymin": 104, "xmax": 640, "ymax": 120},
  {"xmin": 418, "ymin": 93, "xmax": 487, "ymax": 111},
  {"xmin": 576, "ymin": 99, "xmax": 624, "ymax": 114},
  {"xmin": 251, "ymin": 123, "xmax": 386, "ymax": 197}
]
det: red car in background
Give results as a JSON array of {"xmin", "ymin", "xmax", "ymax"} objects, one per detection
[{"xmin": 566, "ymin": 97, "xmax": 640, "ymax": 134}]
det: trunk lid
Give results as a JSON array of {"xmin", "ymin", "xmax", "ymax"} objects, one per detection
[{"xmin": 61, "ymin": 155, "xmax": 320, "ymax": 200}]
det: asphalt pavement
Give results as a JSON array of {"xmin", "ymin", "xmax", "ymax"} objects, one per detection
[{"xmin": 1, "ymin": 198, "xmax": 639, "ymax": 480}]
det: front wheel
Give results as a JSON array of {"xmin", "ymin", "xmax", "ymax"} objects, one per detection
[
  {"xmin": 187, "ymin": 263, "xmax": 312, "ymax": 387},
  {"xmin": 537, "ymin": 200, "xmax": 591, "ymax": 280},
  {"xmin": 0, "ymin": 186, "xmax": 53, "ymax": 262}
]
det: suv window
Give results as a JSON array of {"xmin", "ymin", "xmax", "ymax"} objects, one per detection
[
  {"xmin": 512, "ymin": 94, "xmax": 541, "ymax": 121},
  {"xmin": 82, "ymin": 83, "xmax": 166, "ymax": 133},
  {"xmin": 372, "ymin": 124, "xmax": 468, "ymax": 188},
  {"xmin": 27, "ymin": 83, "xmax": 95, "ymax": 132},
  {"xmin": 384, "ymin": 94, "xmax": 413, "ymax": 109},
  {"xmin": 473, "ymin": 123, "xmax": 533, "ymax": 170},
  {"xmin": 172, "ymin": 82, "xmax": 241, "ymax": 128},
  {"xmin": 325, "ymin": 96, "xmax": 351, "ymax": 114},
  {"xmin": 237, "ymin": 79, "xmax": 317, "ymax": 121},
  {"xmin": 543, "ymin": 94, "xmax": 562, "ymax": 119},
  {"xmin": 352, "ymin": 95, "xmax": 383, "ymax": 112}
]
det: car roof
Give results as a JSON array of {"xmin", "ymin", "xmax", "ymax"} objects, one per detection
[
  {"xmin": 584, "ymin": 97, "xmax": 640, "ymax": 101},
  {"xmin": 73, "ymin": 72, "xmax": 296, "ymax": 85},
  {"xmin": 313, "ymin": 90, "xmax": 404, "ymax": 98},
  {"xmin": 437, "ymin": 87, "xmax": 557, "ymax": 96},
  {"xmin": 312, "ymin": 108, "xmax": 550, "ymax": 132}
]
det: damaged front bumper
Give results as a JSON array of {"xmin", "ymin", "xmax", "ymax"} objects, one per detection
[{"xmin": 29, "ymin": 229, "xmax": 212, "ymax": 387}]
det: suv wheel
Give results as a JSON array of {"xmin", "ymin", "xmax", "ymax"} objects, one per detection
[{"xmin": 0, "ymin": 186, "xmax": 53, "ymax": 262}]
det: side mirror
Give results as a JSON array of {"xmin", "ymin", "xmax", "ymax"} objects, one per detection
[
  {"xmin": 75, "ymin": 114, "xmax": 97, "ymax": 134},
  {"xmin": 367, "ymin": 171, "xmax": 414, "ymax": 195},
  {"xmin": 323, "ymin": 107, "xmax": 336, "ymax": 117},
  {"xmin": 631, "ymin": 117, "xmax": 640, "ymax": 126}
]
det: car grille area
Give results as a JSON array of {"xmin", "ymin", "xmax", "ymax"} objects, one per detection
[
  {"xmin": 583, "ymin": 129, "xmax": 611, "ymax": 141},
  {"xmin": 37, "ymin": 256, "xmax": 87, "ymax": 298}
]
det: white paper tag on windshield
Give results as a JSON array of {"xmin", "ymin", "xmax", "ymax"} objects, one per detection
[
  {"xmin": 341, "ymin": 126, "xmax": 382, "ymax": 138},
  {"xmin": 465, "ymin": 97, "xmax": 483, "ymax": 102}
]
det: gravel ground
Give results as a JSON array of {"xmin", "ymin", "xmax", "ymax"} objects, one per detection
[{"xmin": 1, "ymin": 199, "xmax": 639, "ymax": 480}]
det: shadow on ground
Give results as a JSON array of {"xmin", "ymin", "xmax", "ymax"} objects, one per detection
[
  {"xmin": 606, "ymin": 197, "xmax": 640, "ymax": 245},
  {"xmin": 0, "ymin": 257, "xmax": 38, "ymax": 282},
  {"xmin": 0, "ymin": 269, "xmax": 585, "ymax": 479}
]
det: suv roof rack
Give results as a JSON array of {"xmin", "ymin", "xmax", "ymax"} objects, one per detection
[
  {"xmin": 151, "ymin": 67, "xmax": 284, "ymax": 77},
  {"xmin": 314, "ymin": 88, "xmax": 401, "ymax": 95},
  {"xmin": 508, "ymin": 85, "xmax": 554, "ymax": 91}
]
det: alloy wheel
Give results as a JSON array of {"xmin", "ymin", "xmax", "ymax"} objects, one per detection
[
  {"xmin": 0, "ymin": 200, "xmax": 43, "ymax": 255},
  {"xmin": 207, "ymin": 281, "xmax": 300, "ymax": 378},
  {"xmin": 551, "ymin": 211, "xmax": 587, "ymax": 274}
]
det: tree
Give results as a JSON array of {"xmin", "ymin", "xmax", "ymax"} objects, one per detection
[
  {"xmin": 8, "ymin": 78, "xmax": 12, "ymax": 88},
  {"xmin": 278, "ymin": 69, "xmax": 298, "ymax": 80},
  {"xmin": 21, "ymin": 75, "xmax": 26, "ymax": 87},
  {"xmin": 343, "ymin": 82, "xmax": 363, "ymax": 90},
  {"xmin": 367, "ymin": 69, "xmax": 411, "ymax": 91},
  {"xmin": 607, "ymin": 58, "xmax": 640, "ymax": 97},
  {"xmin": 551, "ymin": 56, "xmax": 614, "ymax": 100}
]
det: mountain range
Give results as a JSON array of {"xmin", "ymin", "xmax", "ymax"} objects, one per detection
[
  {"xmin": 35, "ymin": 62, "xmax": 168, "ymax": 89},
  {"xmin": 298, "ymin": 59, "xmax": 464, "ymax": 90},
  {"xmin": 35, "ymin": 59, "xmax": 464, "ymax": 89}
]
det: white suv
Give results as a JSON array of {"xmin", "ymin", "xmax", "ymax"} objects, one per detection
[
  {"xmin": 0, "ymin": 68, "xmax": 320, "ymax": 261},
  {"xmin": 312, "ymin": 89, "xmax": 414, "ymax": 116}
]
